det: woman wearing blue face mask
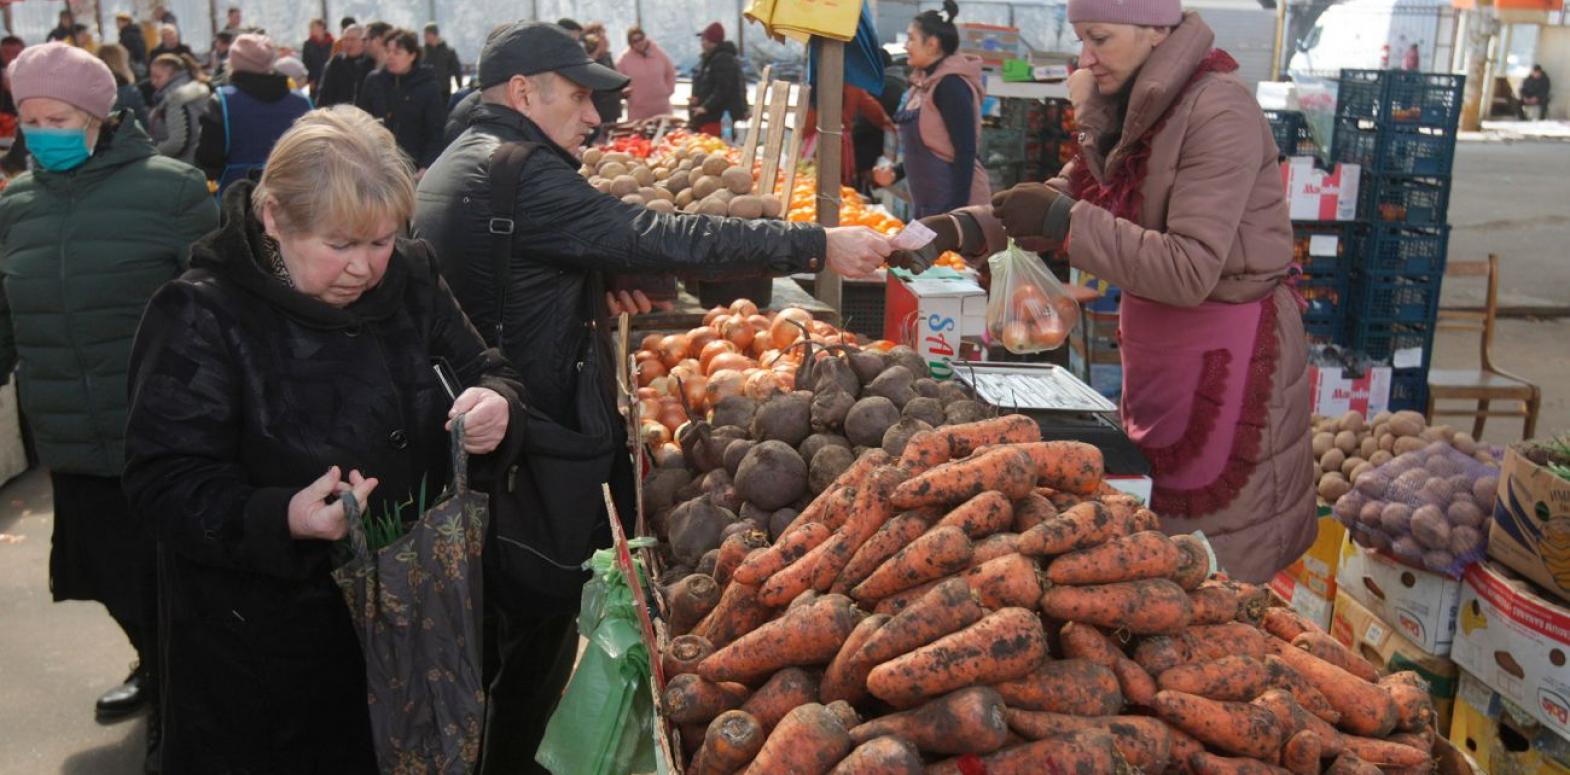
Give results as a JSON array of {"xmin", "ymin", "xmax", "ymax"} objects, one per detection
[{"xmin": 0, "ymin": 41, "xmax": 216, "ymax": 768}]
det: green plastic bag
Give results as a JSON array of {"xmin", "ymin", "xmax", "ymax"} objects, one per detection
[{"xmin": 535, "ymin": 541, "xmax": 658, "ymax": 775}]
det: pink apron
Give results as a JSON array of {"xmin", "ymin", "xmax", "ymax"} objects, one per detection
[{"xmin": 1120, "ymin": 293, "xmax": 1280, "ymax": 517}]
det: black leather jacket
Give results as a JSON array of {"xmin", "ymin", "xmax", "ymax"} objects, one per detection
[{"xmin": 413, "ymin": 103, "xmax": 828, "ymax": 423}]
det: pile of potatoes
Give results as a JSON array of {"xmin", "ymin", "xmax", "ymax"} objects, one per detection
[
  {"xmin": 1312, "ymin": 409, "xmax": 1490, "ymax": 505},
  {"xmin": 580, "ymin": 147, "xmax": 784, "ymax": 219}
]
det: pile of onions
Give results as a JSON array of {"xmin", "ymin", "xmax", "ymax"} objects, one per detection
[{"xmin": 632, "ymin": 299, "xmax": 863, "ymax": 450}]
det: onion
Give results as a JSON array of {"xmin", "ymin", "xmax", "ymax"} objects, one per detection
[
  {"xmin": 707, "ymin": 351, "xmax": 754, "ymax": 376},
  {"xmin": 634, "ymin": 349, "xmax": 660, "ymax": 364},
  {"xmin": 640, "ymin": 421, "xmax": 671, "ymax": 446},
  {"xmin": 639, "ymin": 333, "xmax": 663, "ymax": 352},
  {"xmin": 682, "ymin": 374, "xmax": 709, "ymax": 411},
  {"xmin": 702, "ymin": 306, "xmax": 730, "ymax": 326},
  {"xmin": 648, "ymin": 375, "xmax": 675, "ymax": 397},
  {"xmin": 770, "ymin": 313, "xmax": 810, "ymax": 349},
  {"xmin": 656, "ymin": 403, "xmax": 688, "ymax": 433},
  {"xmin": 635, "ymin": 387, "xmax": 658, "ymax": 400},
  {"xmin": 699, "ymin": 339, "xmax": 739, "ymax": 373},
  {"xmin": 744, "ymin": 369, "xmax": 784, "ymax": 401},
  {"xmin": 657, "ymin": 333, "xmax": 691, "ymax": 369},
  {"xmin": 635, "ymin": 358, "xmax": 667, "ymax": 387},
  {"xmin": 669, "ymin": 361, "xmax": 700, "ymax": 382},
  {"xmin": 705, "ymin": 369, "xmax": 746, "ymax": 403},
  {"xmin": 685, "ymin": 327, "xmax": 719, "ymax": 357},
  {"xmin": 808, "ymin": 320, "xmax": 837, "ymax": 338},
  {"xmin": 636, "ymin": 396, "xmax": 662, "ymax": 421},
  {"xmin": 720, "ymin": 316, "xmax": 755, "ymax": 350},
  {"xmin": 729, "ymin": 298, "xmax": 759, "ymax": 317},
  {"xmin": 745, "ymin": 314, "xmax": 771, "ymax": 332}
]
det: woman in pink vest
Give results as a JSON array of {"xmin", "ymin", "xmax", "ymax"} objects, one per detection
[
  {"xmin": 918, "ymin": 0, "xmax": 1315, "ymax": 582},
  {"xmin": 879, "ymin": 1, "xmax": 990, "ymax": 219}
]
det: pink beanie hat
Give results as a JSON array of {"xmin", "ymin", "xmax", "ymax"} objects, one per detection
[
  {"xmin": 1067, "ymin": 0, "xmax": 1182, "ymax": 26},
  {"xmin": 228, "ymin": 33, "xmax": 277, "ymax": 75},
  {"xmin": 7, "ymin": 42, "xmax": 117, "ymax": 120}
]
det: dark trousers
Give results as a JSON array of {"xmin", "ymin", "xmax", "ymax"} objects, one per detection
[
  {"xmin": 478, "ymin": 603, "xmax": 577, "ymax": 774},
  {"xmin": 49, "ymin": 472, "xmax": 159, "ymax": 683}
]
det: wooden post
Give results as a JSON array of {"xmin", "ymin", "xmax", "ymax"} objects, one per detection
[
  {"xmin": 1269, "ymin": 0, "xmax": 1288, "ymax": 81},
  {"xmin": 814, "ymin": 39, "xmax": 845, "ymax": 313}
]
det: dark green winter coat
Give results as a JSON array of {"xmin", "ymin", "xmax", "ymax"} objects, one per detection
[{"xmin": 0, "ymin": 113, "xmax": 218, "ymax": 476}]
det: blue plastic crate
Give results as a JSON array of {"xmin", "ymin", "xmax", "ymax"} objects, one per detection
[
  {"xmin": 1358, "ymin": 224, "xmax": 1450, "ymax": 276},
  {"xmin": 1348, "ymin": 319, "xmax": 1436, "ymax": 369},
  {"xmin": 1300, "ymin": 275, "xmax": 1349, "ymax": 327},
  {"xmin": 1384, "ymin": 71, "xmax": 1465, "ymax": 130},
  {"xmin": 1388, "ymin": 367, "xmax": 1431, "ymax": 412},
  {"xmin": 1332, "ymin": 121, "xmax": 1455, "ymax": 176},
  {"xmin": 1264, "ymin": 109, "xmax": 1315, "ymax": 157},
  {"xmin": 1293, "ymin": 221, "xmax": 1360, "ymax": 277},
  {"xmin": 1336, "ymin": 69, "xmax": 1387, "ymax": 123},
  {"xmin": 1350, "ymin": 274, "xmax": 1442, "ymax": 323},
  {"xmin": 1304, "ymin": 317, "xmax": 1343, "ymax": 346},
  {"xmin": 1359, "ymin": 174, "xmax": 1451, "ymax": 226}
]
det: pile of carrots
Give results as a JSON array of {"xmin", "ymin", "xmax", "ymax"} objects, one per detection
[{"xmin": 655, "ymin": 414, "xmax": 1447, "ymax": 774}]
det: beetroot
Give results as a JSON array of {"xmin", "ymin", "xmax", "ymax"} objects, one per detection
[
  {"xmin": 751, "ymin": 391, "xmax": 813, "ymax": 447},
  {"xmin": 711, "ymin": 395, "xmax": 758, "ymax": 429},
  {"xmin": 809, "ymin": 445, "xmax": 856, "ymax": 494},
  {"xmin": 667, "ymin": 496, "xmax": 734, "ymax": 565},
  {"xmin": 882, "ymin": 417, "xmax": 934, "ymax": 458},
  {"xmin": 902, "ymin": 396, "xmax": 944, "ymax": 427},
  {"xmin": 885, "ymin": 345, "xmax": 928, "ymax": 379},
  {"xmin": 865, "ymin": 366, "xmax": 917, "ymax": 408},
  {"xmin": 812, "ymin": 355, "xmax": 860, "ymax": 397},
  {"xmin": 811, "ymin": 384, "xmax": 855, "ymax": 432},
  {"xmin": 845, "ymin": 396, "xmax": 901, "ymax": 447},
  {"xmin": 734, "ymin": 440, "xmax": 809, "ymax": 510},
  {"xmin": 848, "ymin": 350, "xmax": 887, "ymax": 385},
  {"xmin": 799, "ymin": 433, "xmax": 852, "ymax": 464},
  {"xmin": 723, "ymin": 438, "xmax": 755, "ymax": 477}
]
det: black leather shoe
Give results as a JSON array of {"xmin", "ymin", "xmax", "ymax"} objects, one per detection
[{"xmin": 95, "ymin": 666, "xmax": 147, "ymax": 719}]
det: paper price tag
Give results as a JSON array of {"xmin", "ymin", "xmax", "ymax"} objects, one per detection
[
  {"xmin": 1308, "ymin": 235, "xmax": 1340, "ymax": 257},
  {"xmin": 1363, "ymin": 618, "xmax": 1388, "ymax": 649},
  {"xmin": 1392, "ymin": 347, "xmax": 1425, "ymax": 370},
  {"xmin": 892, "ymin": 219, "xmax": 938, "ymax": 251}
]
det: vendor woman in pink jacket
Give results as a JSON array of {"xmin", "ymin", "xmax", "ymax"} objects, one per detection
[
  {"xmin": 616, "ymin": 26, "xmax": 676, "ymax": 121},
  {"xmin": 919, "ymin": 0, "xmax": 1315, "ymax": 582}
]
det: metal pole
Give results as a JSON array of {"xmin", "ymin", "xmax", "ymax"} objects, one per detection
[
  {"xmin": 814, "ymin": 38, "xmax": 845, "ymax": 313},
  {"xmin": 427, "ymin": 0, "xmax": 438, "ymax": 26},
  {"xmin": 1270, "ymin": 0, "xmax": 1288, "ymax": 81}
]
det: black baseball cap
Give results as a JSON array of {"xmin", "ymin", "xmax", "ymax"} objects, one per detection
[{"xmin": 479, "ymin": 21, "xmax": 628, "ymax": 91}]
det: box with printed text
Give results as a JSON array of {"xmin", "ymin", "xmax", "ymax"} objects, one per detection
[
  {"xmin": 1337, "ymin": 533, "xmax": 1463, "ymax": 655},
  {"xmin": 1332, "ymin": 589, "xmax": 1459, "ymax": 732},
  {"xmin": 1452, "ymin": 561, "xmax": 1570, "ymax": 743}
]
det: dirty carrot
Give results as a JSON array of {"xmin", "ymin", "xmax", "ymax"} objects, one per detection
[
  {"xmin": 1251, "ymin": 688, "xmax": 1346, "ymax": 758},
  {"xmin": 698, "ymin": 594, "xmax": 861, "ymax": 684},
  {"xmin": 1188, "ymin": 585, "xmax": 1241, "ymax": 625},
  {"xmin": 1189, "ymin": 752, "xmax": 1294, "ymax": 775},
  {"xmin": 1292, "ymin": 631, "xmax": 1380, "ymax": 683},
  {"xmin": 889, "ymin": 446, "xmax": 1037, "ymax": 509},
  {"xmin": 1386, "ymin": 681, "xmax": 1436, "ymax": 732},
  {"xmin": 925, "ymin": 728, "xmax": 1132, "ymax": 775},
  {"xmin": 970, "ymin": 532, "xmax": 1023, "ymax": 565},
  {"xmin": 826, "ymin": 736, "xmax": 922, "ymax": 775},
  {"xmin": 1158, "ymin": 655, "xmax": 1272, "ymax": 702},
  {"xmin": 897, "ymin": 429, "xmax": 951, "ymax": 476},
  {"xmin": 663, "ymin": 672, "xmax": 750, "ymax": 724},
  {"xmin": 994, "ymin": 658, "xmax": 1123, "ymax": 716},
  {"xmin": 667, "ymin": 574, "xmax": 723, "ymax": 636},
  {"xmin": 1003, "ymin": 711, "xmax": 1172, "ymax": 772},
  {"xmin": 740, "ymin": 667, "xmax": 820, "ymax": 732},
  {"xmin": 1013, "ymin": 440, "xmax": 1105, "ymax": 496},
  {"xmin": 934, "ymin": 490, "xmax": 1014, "ymax": 539},
  {"xmin": 1114, "ymin": 657, "xmax": 1158, "ymax": 707},
  {"xmin": 692, "ymin": 581, "xmax": 775, "ymax": 648},
  {"xmin": 961, "ymin": 552, "xmax": 1044, "ymax": 610},
  {"xmin": 1011, "ymin": 492, "xmax": 1057, "ymax": 532},
  {"xmin": 819, "ymin": 613, "xmax": 889, "ymax": 705},
  {"xmin": 691, "ymin": 710, "xmax": 765, "ymax": 775},
  {"xmin": 869, "ymin": 576, "xmax": 942, "ymax": 617},
  {"xmin": 1059, "ymin": 621, "xmax": 1122, "ymax": 666},
  {"xmin": 1339, "ymin": 734, "xmax": 1430, "ymax": 767},
  {"xmin": 1018, "ymin": 501, "xmax": 1147, "ymax": 556},
  {"xmin": 1184, "ymin": 622, "xmax": 1273, "ymax": 663},
  {"xmin": 733, "ymin": 523, "xmax": 831, "ymax": 585},
  {"xmin": 938, "ymin": 415, "xmax": 1043, "ymax": 458},
  {"xmin": 662, "ymin": 634, "xmax": 715, "ymax": 679},
  {"xmin": 1281, "ymin": 729, "xmax": 1322, "ymax": 775},
  {"xmin": 866, "ymin": 607, "xmax": 1047, "ymax": 708},
  {"xmin": 832, "ymin": 513, "xmax": 928, "ymax": 594},
  {"xmin": 757, "ymin": 539, "xmax": 832, "ymax": 607},
  {"xmin": 1267, "ymin": 641, "xmax": 1398, "ymax": 737},
  {"xmin": 848, "ymin": 686, "xmax": 1009, "ymax": 755},
  {"xmin": 1324, "ymin": 752, "xmax": 1382, "ymax": 775},
  {"xmin": 1152, "ymin": 689, "xmax": 1284, "ymax": 760},
  {"xmin": 1039, "ymin": 577, "xmax": 1194, "ymax": 635},
  {"xmin": 1262, "ymin": 606, "xmax": 1321, "ymax": 643},
  {"xmin": 813, "ymin": 466, "xmax": 904, "ymax": 591},
  {"xmin": 849, "ymin": 525, "xmax": 972, "ymax": 603},
  {"xmin": 714, "ymin": 529, "xmax": 770, "ymax": 588},
  {"xmin": 1171, "ymin": 534, "xmax": 1212, "ymax": 590},
  {"xmin": 740, "ymin": 703, "xmax": 853, "ymax": 775},
  {"xmin": 1046, "ymin": 530, "xmax": 1183, "ymax": 585},
  {"xmin": 855, "ymin": 577, "xmax": 983, "ymax": 666}
]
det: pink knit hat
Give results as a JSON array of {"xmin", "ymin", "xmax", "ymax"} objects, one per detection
[
  {"xmin": 228, "ymin": 33, "xmax": 277, "ymax": 74},
  {"xmin": 1066, "ymin": 0, "xmax": 1182, "ymax": 26},
  {"xmin": 7, "ymin": 42, "xmax": 117, "ymax": 120}
]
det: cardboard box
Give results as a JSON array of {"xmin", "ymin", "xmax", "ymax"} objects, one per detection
[
  {"xmin": 1450, "ymin": 670, "xmax": 1570, "ymax": 774},
  {"xmin": 1309, "ymin": 366, "xmax": 1393, "ymax": 419},
  {"xmin": 1489, "ymin": 444, "xmax": 1570, "ymax": 604},
  {"xmin": 1452, "ymin": 560, "xmax": 1570, "ymax": 741},
  {"xmin": 1332, "ymin": 589, "xmax": 1459, "ymax": 732},
  {"xmin": 1278, "ymin": 506, "xmax": 1348, "ymax": 602},
  {"xmin": 1338, "ymin": 533, "xmax": 1463, "ymax": 655},
  {"xmin": 884, "ymin": 274, "xmax": 986, "ymax": 381},
  {"xmin": 1281, "ymin": 157, "xmax": 1362, "ymax": 221},
  {"xmin": 1271, "ymin": 572, "xmax": 1334, "ymax": 629}
]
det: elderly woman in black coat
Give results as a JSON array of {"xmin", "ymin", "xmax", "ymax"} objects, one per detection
[{"xmin": 123, "ymin": 106, "xmax": 522, "ymax": 773}]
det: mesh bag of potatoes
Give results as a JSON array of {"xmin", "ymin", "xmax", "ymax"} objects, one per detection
[
  {"xmin": 1311, "ymin": 409, "xmax": 1493, "ymax": 507},
  {"xmin": 1329, "ymin": 417, "xmax": 1502, "ymax": 576}
]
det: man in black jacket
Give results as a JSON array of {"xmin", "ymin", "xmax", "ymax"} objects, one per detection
[
  {"xmin": 690, "ymin": 21, "xmax": 747, "ymax": 136},
  {"xmin": 316, "ymin": 24, "xmax": 371, "ymax": 107},
  {"xmin": 422, "ymin": 22, "xmax": 463, "ymax": 101},
  {"xmin": 413, "ymin": 22, "xmax": 888, "ymax": 773}
]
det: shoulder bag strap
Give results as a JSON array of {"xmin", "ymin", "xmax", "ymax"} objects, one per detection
[{"xmin": 485, "ymin": 141, "xmax": 538, "ymax": 349}]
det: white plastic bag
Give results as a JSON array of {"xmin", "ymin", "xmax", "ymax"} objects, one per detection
[{"xmin": 985, "ymin": 240, "xmax": 1080, "ymax": 354}]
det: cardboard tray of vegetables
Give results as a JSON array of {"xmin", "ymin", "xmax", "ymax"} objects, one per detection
[{"xmin": 629, "ymin": 303, "xmax": 1466, "ymax": 774}]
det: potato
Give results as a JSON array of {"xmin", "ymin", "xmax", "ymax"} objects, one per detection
[
  {"xmin": 634, "ymin": 187, "xmax": 659, "ymax": 203},
  {"xmin": 1389, "ymin": 411, "xmax": 1426, "ymax": 437},
  {"xmin": 582, "ymin": 147, "xmax": 604, "ymax": 166},
  {"xmin": 1371, "ymin": 410, "xmax": 1393, "ymax": 427},
  {"xmin": 1358, "ymin": 436, "xmax": 1379, "ymax": 460},
  {"xmin": 645, "ymin": 199, "xmax": 676, "ymax": 214},
  {"xmin": 1472, "ymin": 475, "xmax": 1498, "ymax": 509},
  {"xmin": 1394, "ymin": 436, "xmax": 1427, "ymax": 455},
  {"xmin": 621, "ymin": 194, "xmax": 646, "ymax": 206},
  {"xmin": 1350, "ymin": 461, "xmax": 1375, "ymax": 482},
  {"xmin": 652, "ymin": 187, "xmax": 675, "ymax": 203},
  {"xmin": 1451, "ymin": 432, "xmax": 1478, "ymax": 455},
  {"xmin": 721, "ymin": 166, "xmax": 753, "ymax": 194},
  {"xmin": 1422, "ymin": 550, "xmax": 1456, "ymax": 574},
  {"xmin": 1357, "ymin": 500, "xmax": 1385, "ymax": 529},
  {"xmin": 1334, "ymin": 430, "xmax": 1359, "ymax": 454},
  {"xmin": 602, "ymin": 151, "xmax": 633, "ymax": 166},
  {"xmin": 761, "ymin": 194, "xmax": 783, "ymax": 218},
  {"xmin": 598, "ymin": 160, "xmax": 629, "ymax": 179},
  {"xmin": 631, "ymin": 165, "xmax": 656, "ymax": 187},
  {"xmin": 1356, "ymin": 470, "xmax": 1390, "ymax": 498},
  {"xmin": 592, "ymin": 178, "xmax": 613, "ymax": 194},
  {"xmin": 1340, "ymin": 456, "xmax": 1365, "ymax": 478},
  {"xmin": 1411, "ymin": 505, "xmax": 1451, "ymax": 550},
  {"xmin": 667, "ymin": 169, "xmax": 691, "ymax": 192},
  {"xmin": 578, "ymin": 163, "xmax": 595, "ymax": 176},
  {"xmin": 1449, "ymin": 525, "xmax": 1484, "ymax": 557},
  {"xmin": 1378, "ymin": 433, "xmax": 1396, "ymax": 452},
  {"xmin": 701, "ymin": 154, "xmax": 730, "ymax": 177},
  {"xmin": 1321, "ymin": 448, "xmax": 1346, "ymax": 474},
  {"xmin": 695, "ymin": 197, "xmax": 729, "ymax": 216},
  {"xmin": 610, "ymin": 174, "xmax": 640, "ymax": 197},
  {"xmin": 1312, "ymin": 432, "xmax": 1335, "ymax": 458},
  {"xmin": 1318, "ymin": 473, "xmax": 1351, "ymax": 501},
  {"xmin": 677, "ymin": 158, "xmax": 694, "ymax": 171},
  {"xmin": 1340, "ymin": 411, "xmax": 1366, "ymax": 433},
  {"xmin": 654, "ymin": 166, "xmax": 672, "ymax": 181},
  {"xmin": 1391, "ymin": 467, "xmax": 1430, "ymax": 494},
  {"xmin": 675, "ymin": 189, "xmax": 694, "ymax": 207},
  {"xmin": 1447, "ymin": 500, "xmax": 1485, "ymax": 529},
  {"xmin": 1391, "ymin": 535, "xmax": 1424, "ymax": 563},
  {"xmin": 1369, "ymin": 450, "xmax": 1394, "ymax": 467},
  {"xmin": 728, "ymin": 195, "xmax": 764, "ymax": 219},
  {"xmin": 709, "ymin": 189, "xmax": 735, "ymax": 205},
  {"xmin": 1419, "ymin": 427, "xmax": 1450, "ymax": 444},
  {"xmin": 1380, "ymin": 502, "xmax": 1412, "ymax": 534},
  {"xmin": 691, "ymin": 175, "xmax": 721, "ymax": 200},
  {"xmin": 1332, "ymin": 490, "xmax": 1367, "ymax": 521}
]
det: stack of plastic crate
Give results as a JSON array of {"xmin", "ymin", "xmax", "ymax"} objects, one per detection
[
  {"xmin": 1264, "ymin": 109, "xmax": 1316, "ymax": 159},
  {"xmin": 1331, "ymin": 69, "xmax": 1463, "ymax": 411},
  {"xmin": 1292, "ymin": 221, "xmax": 1359, "ymax": 346}
]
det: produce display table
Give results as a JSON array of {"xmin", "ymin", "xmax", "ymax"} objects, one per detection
[{"xmin": 629, "ymin": 277, "xmax": 839, "ymax": 333}]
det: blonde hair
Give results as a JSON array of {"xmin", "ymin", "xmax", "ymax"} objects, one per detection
[
  {"xmin": 97, "ymin": 44, "xmax": 135, "ymax": 84},
  {"xmin": 252, "ymin": 106, "xmax": 415, "ymax": 240}
]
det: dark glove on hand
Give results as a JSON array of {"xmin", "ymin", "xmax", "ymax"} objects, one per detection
[
  {"xmin": 887, "ymin": 214, "xmax": 962, "ymax": 272},
  {"xmin": 991, "ymin": 183, "xmax": 1076, "ymax": 244}
]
